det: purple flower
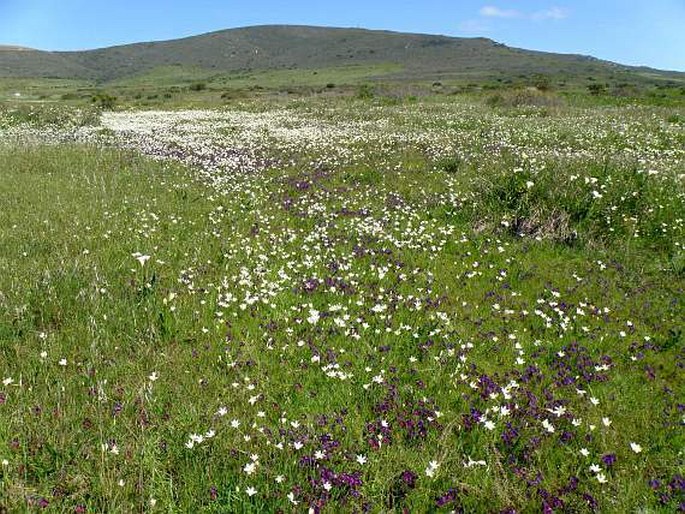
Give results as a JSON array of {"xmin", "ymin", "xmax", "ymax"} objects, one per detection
[
  {"xmin": 670, "ymin": 474, "xmax": 685, "ymax": 492},
  {"xmin": 582, "ymin": 493, "xmax": 598, "ymax": 511},
  {"xmin": 435, "ymin": 488, "xmax": 461, "ymax": 509},
  {"xmin": 400, "ymin": 470, "xmax": 417, "ymax": 488},
  {"xmin": 601, "ymin": 453, "xmax": 617, "ymax": 467}
]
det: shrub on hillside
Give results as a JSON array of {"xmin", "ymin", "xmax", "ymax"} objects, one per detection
[
  {"xmin": 91, "ymin": 92, "xmax": 117, "ymax": 110},
  {"xmin": 485, "ymin": 89, "xmax": 565, "ymax": 109}
]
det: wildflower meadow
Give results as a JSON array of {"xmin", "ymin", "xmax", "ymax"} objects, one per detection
[{"xmin": 0, "ymin": 96, "xmax": 683, "ymax": 512}]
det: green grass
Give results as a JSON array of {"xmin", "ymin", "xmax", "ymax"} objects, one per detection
[
  {"xmin": 109, "ymin": 63, "xmax": 404, "ymax": 89},
  {"xmin": 0, "ymin": 96, "xmax": 684, "ymax": 512},
  {"xmin": 0, "ymin": 78, "xmax": 93, "ymax": 103}
]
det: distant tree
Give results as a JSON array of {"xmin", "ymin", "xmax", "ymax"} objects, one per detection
[
  {"xmin": 356, "ymin": 84, "xmax": 374, "ymax": 100},
  {"xmin": 91, "ymin": 92, "xmax": 117, "ymax": 110},
  {"xmin": 587, "ymin": 83, "xmax": 606, "ymax": 96},
  {"xmin": 532, "ymin": 74, "xmax": 552, "ymax": 91}
]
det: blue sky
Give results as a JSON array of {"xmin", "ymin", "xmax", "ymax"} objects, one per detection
[{"xmin": 1, "ymin": 0, "xmax": 684, "ymax": 71}]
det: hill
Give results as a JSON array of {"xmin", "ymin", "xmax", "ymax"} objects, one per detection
[{"xmin": 1, "ymin": 25, "xmax": 684, "ymax": 85}]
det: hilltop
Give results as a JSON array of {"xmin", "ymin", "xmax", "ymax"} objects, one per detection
[{"xmin": 1, "ymin": 25, "xmax": 683, "ymax": 84}]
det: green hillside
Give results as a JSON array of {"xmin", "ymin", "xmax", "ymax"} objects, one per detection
[{"xmin": 1, "ymin": 25, "xmax": 684, "ymax": 85}]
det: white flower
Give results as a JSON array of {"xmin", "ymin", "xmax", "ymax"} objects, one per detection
[
  {"xmin": 602, "ymin": 417, "xmax": 612, "ymax": 427},
  {"xmin": 59, "ymin": 358, "xmax": 67, "ymax": 366},
  {"xmin": 356, "ymin": 454, "xmax": 367, "ymax": 465},
  {"xmin": 307, "ymin": 309, "xmax": 320, "ymax": 325},
  {"xmin": 323, "ymin": 481, "xmax": 332, "ymax": 491},
  {"xmin": 132, "ymin": 252, "xmax": 151, "ymax": 266},
  {"xmin": 629, "ymin": 442, "xmax": 642, "ymax": 453},
  {"xmin": 425, "ymin": 460, "xmax": 439, "ymax": 477},
  {"xmin": 245, "ymin": 486, "xmax": 257, "ymax": 497},
  {"xmin": 464, "ymin": 456, "xmax": 487, "ymax": 468},
  {"xmin": 287, "ymin": 492, "xmax": 298, "ymax": 505},
  {"xmin": 596, "ymin": 473, "xmax": 607, "ymax": 484},
  {"xmin": 148, "ymin": 371, "xmax": 158, "ymax": 382},
  {"xmin": 589, "ymin": 463, "xmax": 601, "ymax": 474},
  {"xmin": 275, "ymin": 475, "xmax": 285, "ymax": 483},
  {"xmin": 243, "ymin": 462, "xmax": 257, "ymax": 475},
  {"xmin": 1, "ymin": 459, "xmax": 9, "ymax": 466},
  {"xmin": 580, "ymin": 448, "xmax": 590, "ymax": 457},
  {"xmin": 548, "ymin": 406, "xmax": 566, "ymax": 417}
]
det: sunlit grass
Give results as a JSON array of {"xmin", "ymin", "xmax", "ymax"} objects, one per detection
[{"xmin": 0, "ymin": 97, "xmax": 683, "ymax": 512}]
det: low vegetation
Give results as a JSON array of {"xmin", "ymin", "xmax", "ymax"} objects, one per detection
[{"xmin": 0, "ymin": 91, "xmax": 683, "ymax": 512}]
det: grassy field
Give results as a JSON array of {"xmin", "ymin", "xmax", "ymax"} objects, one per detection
[{"xmin": 0, "ymin": 92, "xmax": 684, "ymax": 512}]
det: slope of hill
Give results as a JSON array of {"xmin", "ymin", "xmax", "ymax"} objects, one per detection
[
  {"xmin": 1, "ymin": 25, "xmax": 683, "ymax": 84},
  {"xmin": 0, "ymin": 46, "xmax": 97, "ymax": 79}
]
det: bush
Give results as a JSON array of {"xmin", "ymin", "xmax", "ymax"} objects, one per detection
[
  {"xmin": 531, "ymin": 74, "xmax": 552, "ymax": 91},
  {"xmin": 189, "ymin": 82, "xmax": 207, "ymax": 92},
  {"xmin": 438, "ymin": 157, "xmax": 462, "ymax": 174},
  {"xmin": 356, "ymin": 84, "xmax": 375, "ymax": 100},
  {"xmin": 587, "ymin": 83, "xmax": 606, "ymax": 96},
  {"xmin": 91, "ymin": 92, "xmax": 117, "ymax": 110},
  {"xmin": 467, "ymin": 157, "xmax": 683, "ymax": 250},
  {"xmin": 485, "ymin": 89, "xmax": 565, "ymax": 109}
]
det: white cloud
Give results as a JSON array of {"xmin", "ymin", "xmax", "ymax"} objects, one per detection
[
  {"xmin": 532, "ymin": 7, "xmax": 568, "ymax": 20},
  {"xmin": 479, "ymin": 6, "xmax": 521, "ymax": 18},
  {"xmin": 479, "ymin": 5, "xmax": 568, "ymax": 22}
]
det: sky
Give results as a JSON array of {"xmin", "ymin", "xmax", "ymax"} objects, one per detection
[{"xmin": 1, "ymin": 0, "xmax": 684, "ymax": 71}]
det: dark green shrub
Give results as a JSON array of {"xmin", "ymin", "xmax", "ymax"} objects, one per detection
[
  {"xmin": 439, "ymin": 157, "xmax": 462, "ymax": 174},
  {"xmin": 587, "ymin": 83, "xmax": 606, "ymax": 96},
  {"xmin": 356, "ymin": 84, "xmax": 374, "ymax": 100},
  {"xmin": 485, "ymin": 89, "xmax": 564, "ymax": 109},
  {"xmin": 91, "ymin": 92, "xmax": 117, "ymax": 110},
  {"xmin": 532, "ymin": 74, "xmax": 551, "ymax": 91}
]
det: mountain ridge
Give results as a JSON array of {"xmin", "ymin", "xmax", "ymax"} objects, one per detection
[{"xmin": 1, "ymin": 25, "xmax": 683, "ymax": 83}]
